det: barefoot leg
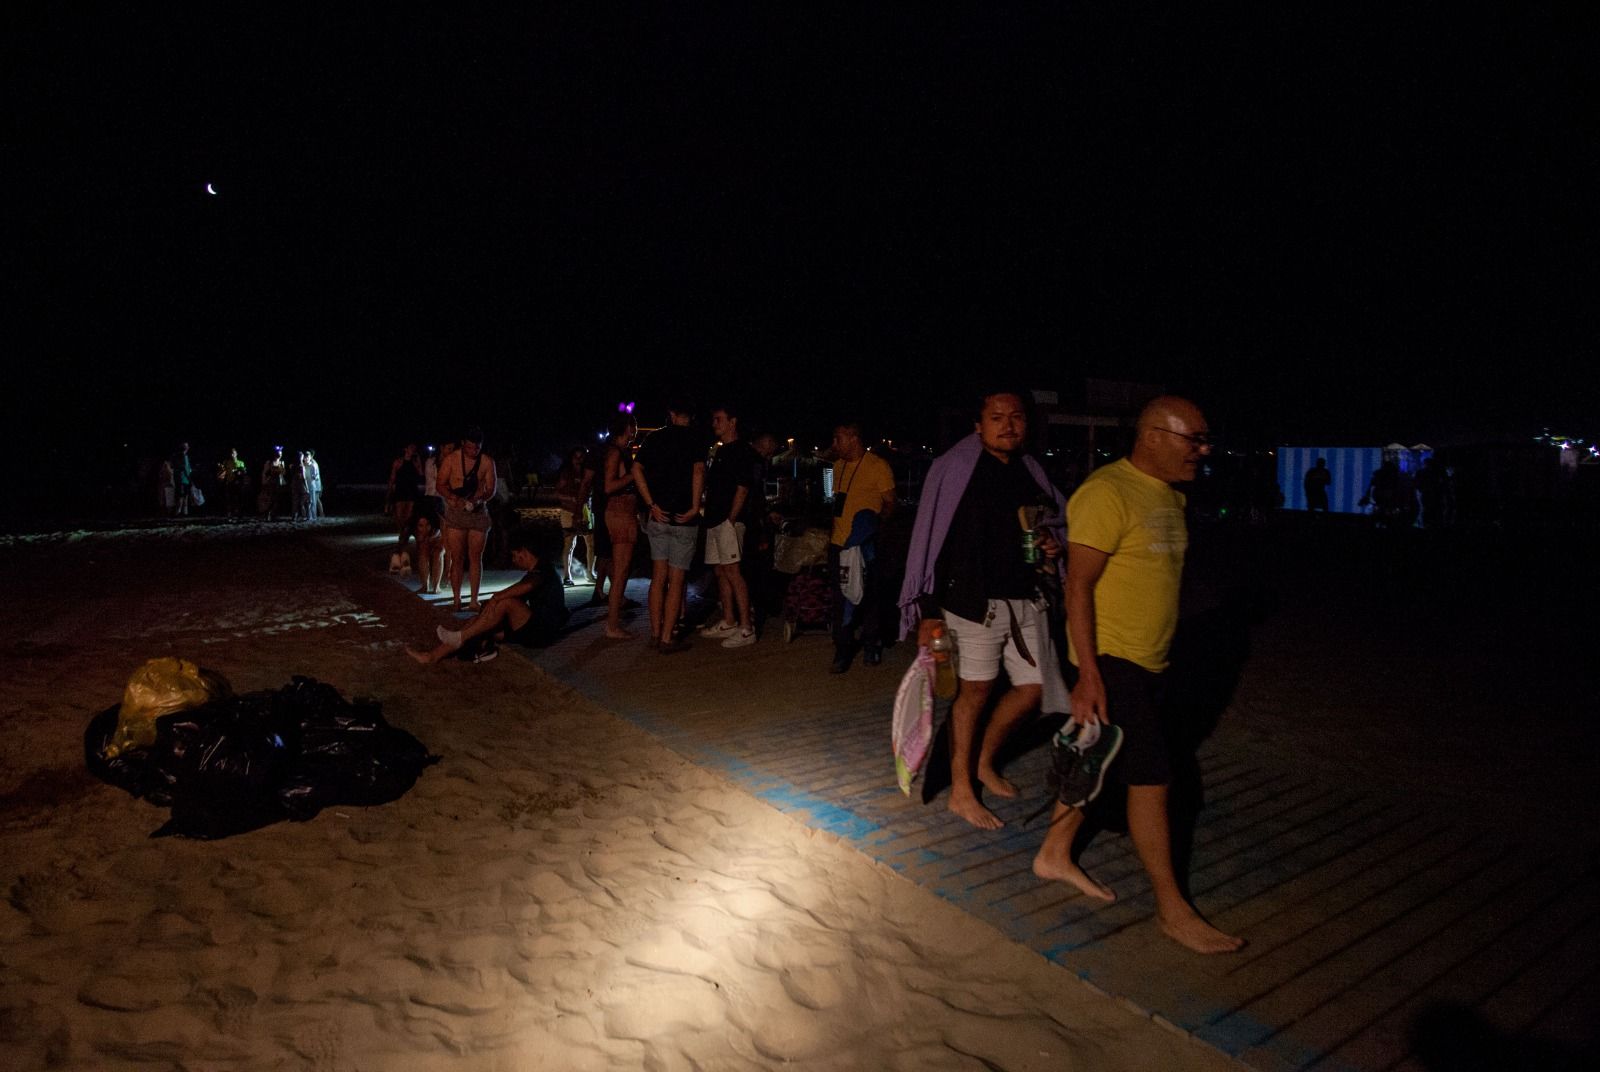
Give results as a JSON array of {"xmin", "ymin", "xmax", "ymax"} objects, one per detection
[
  {"xmin": 976, "ymin": 683, "xmax": 1041, "ymax": 799},
  {"xmin": 1128, "ymin": 784, "xmax": 1244, "ymax": 953},
  {"xmin": 1031, "ymin": 802, "xmax": 1116, "ymax": 902}
]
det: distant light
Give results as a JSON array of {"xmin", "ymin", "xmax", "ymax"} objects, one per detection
[
  {"xmin": 618, "ymin": 401, "xmax": 635, "ymax": 414},
  {"xmin": 598, "ymin": 431, "xmax": 609, "ymax": 440},
  {"xmin": 205, "ymin": 183, "xmax": 218, "ymax": 196}
]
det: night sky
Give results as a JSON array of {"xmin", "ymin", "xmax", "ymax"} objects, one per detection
[{"xmin": 17, "ymin": 5, "xmax": 1599, "ymax": 480}]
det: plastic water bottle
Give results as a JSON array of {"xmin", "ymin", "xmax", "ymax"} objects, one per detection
[{"xmin": 928, "ymin": 622, "xmax": 958, "ymax": 699}]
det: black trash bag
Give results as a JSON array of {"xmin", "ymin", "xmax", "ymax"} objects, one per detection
[
  {"xmin": 275, "ymin": 676, "xmax": 435, "ymax": 820},
  {"xmin": 84, "ymin": 676, "xmax": 437, "ymax": 839},
  {"xmin": 154, "ymin": 697, "xmax": 295, "ymax": 839}
]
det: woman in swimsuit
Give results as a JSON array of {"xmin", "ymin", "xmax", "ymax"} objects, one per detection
[
  {"xmin": 601, "ymin": 416, "xmax": 640, "ymax": 638},
  {"xmin": 438, "ymin": 427, "xmax": 497, "ymax": 611}
]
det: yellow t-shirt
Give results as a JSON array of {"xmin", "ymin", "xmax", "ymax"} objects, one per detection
[
  {"xmin": 830, "ymin": 452, "xmax": 895, "ymax": 546},
  {"xmin": 1065, "ymin": 458, "xmax": 1187, "ymax": 672}
]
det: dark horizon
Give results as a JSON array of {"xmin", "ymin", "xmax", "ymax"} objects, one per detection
[{"xmin": 15, "ymin": 6, "xmax": 1599, "ymax": 467}]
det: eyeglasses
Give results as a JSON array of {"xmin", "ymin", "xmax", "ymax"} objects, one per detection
[{"xmin": 1154, "ymin": 428, "xmax": 1214, "ymax": 449}]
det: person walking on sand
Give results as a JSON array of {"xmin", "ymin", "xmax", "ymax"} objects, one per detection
[
  {"xmin": 171, "ymin": 442, "xmax": 194, "ymax": 517},
  {"xmin": 633, "ymin": 398, "xmax": 705, "ymax": 653},
  {"xmin": 1031, "ymin": 395, "xmax": 1244, "ymax": 955},
  {"xmin": 218, "ymin": 448, "xmax": 247, "ymax": 520},
  {"xmin": 554, "ymin": 447, "xmax": 592, "ymax": 586},
  {"xmin": 898, "ymin": 387, "xmax": 1070, "ymax": 830},
  {"xmin": 259, "ymin": 445, "xmax": 287, "ymax": 520},
  {"xmin": 407, "ymin": 531, "xmax": 569, "ymax": 664},
  {"xmin": 387, "ymin": 444, "xmax": 423, "ymax": 550},
  {"xmin": 304, "ymin": 449, "xmax": 323, "ymax": 519}
]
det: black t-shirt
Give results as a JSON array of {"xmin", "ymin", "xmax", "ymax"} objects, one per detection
[
  {"xmin": 517, "ymin": 561, "xmax": 570, "ymax": 630},
  {"xmin": 703, "ymin": 439, "xmax": 762, "ymax": 527},
  {"xmin": 934, "ymin": 451, "xmax": 1043, "ymax": 622},
  {"xmin": 392, "ymin": 458, "xmax": 422, "ymax": 502},
  {"xmin": 636, "ymin": 424, "xmax": 705, "ymax": 521}
]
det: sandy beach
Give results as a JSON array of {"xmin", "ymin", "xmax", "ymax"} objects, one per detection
[{"xmin": 0, "ymin": 520, "xmax": 1229, "ymax": 1071}]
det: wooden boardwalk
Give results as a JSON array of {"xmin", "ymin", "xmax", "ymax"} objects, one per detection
[{"xmin": 441, "ymin": 566, "xmax": 1597, "ymax": 1070}]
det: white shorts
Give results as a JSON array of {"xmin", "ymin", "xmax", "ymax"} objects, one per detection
[
  {"xmin": 704, "ymin": 520, "xmax": 745, "ymax": 565},
  {"xmin": 942, "ymin": 598, "xmax": 1046, "ymax": 686}
]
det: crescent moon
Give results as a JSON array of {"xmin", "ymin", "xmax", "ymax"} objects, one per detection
[{"xmin": 205, "ymin": 183, "xmax": 217, "ymax": 196}]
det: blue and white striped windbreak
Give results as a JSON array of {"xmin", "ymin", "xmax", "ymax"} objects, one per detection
[{"xmin": 1277, "ymin": 447, "xmax": 1384, "ymax": 513}]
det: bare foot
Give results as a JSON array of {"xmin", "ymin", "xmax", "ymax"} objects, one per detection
[
  {"xmin": 469, "ymin": 601, "xmax": 482, "ymax": 612},
  {"xmin": 1032, "ymin": 854, "xmax": 1116, "ymax": 902},
  {"xmin": 405, "ymin": 648, "xmax": 434, "ymax": 665},
  {"xmin": 604, "ymin": 628, "xmax": 631, "ymax": 640},
  {"xmin": 949, "ymin": 792, "xmax": 1004, "ymax": 830},
  {"xmin": 977, "ymin": 767, "xmax": 1019, "ymax": 798},
  {"xmin": 452, "ymin": 599, "xmax": 463, "ymax": 612},
  {"xmin": 1158, "ymin": 908, "xmax": 1245, "ymax": 955}
]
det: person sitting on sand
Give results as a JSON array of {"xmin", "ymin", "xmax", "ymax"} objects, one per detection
[{"xmin": 407, "ymin": 530, "xmax": 569, "ymax": 664}]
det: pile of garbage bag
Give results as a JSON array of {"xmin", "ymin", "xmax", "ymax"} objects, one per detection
[{"xmin": 85, "ymin": 659, "xmax": 438, "ymax": 839}]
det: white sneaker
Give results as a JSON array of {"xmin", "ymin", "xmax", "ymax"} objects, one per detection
[
  {"xmin": 698, "ymin": 620, "xmax": 739, "ymax": 638},
  {"xmin": 435, "ymin": 626, "xmax": 463, "ymax": 649},
  {"xmin": 721, "ymin": 629, "xmax": 757, "ymax": 649}
]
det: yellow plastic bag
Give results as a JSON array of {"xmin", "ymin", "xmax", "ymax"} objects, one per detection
[{"xmin": 105, "ymin": 657, "xmax": 231, "ymax": 758}]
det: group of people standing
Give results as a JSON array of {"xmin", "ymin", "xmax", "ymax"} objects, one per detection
[
  {"xmin": 254, "ymin": 446, "xmax": 324, "ymax": 522},
  {"xmin": 577, "ymin": 400, "xmax": 772, "ymax": 651},
  {"xmin": 402, "ymin": 389, "xmax": 1246, "ymax": 955},
  {"xmin": 155, "ymin": 443, "xmax": 323, "ymax": 521},
  {"xmin": 387, "ymin": 432, "xmax": 502, "ymax": 612}
]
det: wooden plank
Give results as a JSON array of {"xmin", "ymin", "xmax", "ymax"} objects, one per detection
[
  {"xmin": 1312, "ymin": 880, "xmax": 1598, "ymax": 1071},
  {"xmin": 1217, "ymin": 842, "xmax": 1537, "ymax": 1063}
]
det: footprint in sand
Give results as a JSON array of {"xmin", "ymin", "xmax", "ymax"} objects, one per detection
[
  {"xmin": 600, "ymin": 972, "xmax": 726, "ymax": 1041},
  {"xmin": 285, "ymin": 1018, "xmax": 342, "ymax": 1070},
  {"xmin": 622, "ymin": 929, "xmax": 722, "ymax": 983},
  {"xmin": 719, "ymin": 887, "xmax": 789, "ymax": 921},
  {"xmin": 778, "ymin": 965, "xmax": 850, "ymax": 1010},
  {"xmin": 206, "ymin": 983, "xmax": 259, "ymax": 1032},
  {"xmin": 527, "ymin": 870, "xmax": 580, "ymax": 904}
]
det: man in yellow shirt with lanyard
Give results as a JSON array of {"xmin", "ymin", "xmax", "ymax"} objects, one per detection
[
  {"xmin": 828, "ymin": 420, "xmax": 895, "ymax": 673},
  {"xmin": 1032, "ymin": 396, "xmax": 1244, "ymax": 955}
]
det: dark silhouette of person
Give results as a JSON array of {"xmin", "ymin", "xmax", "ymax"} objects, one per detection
[
  {"xmin": 1303, "ymin": 457, "xmax": 1331, "ymax": 513},
  {"xmin": 1416, "ymin": 456, "xmax": 1445, "ymax": 528},
  {"xmin": 1366, "ymin": 459, "xmax": 1406, "ymax": 528}
]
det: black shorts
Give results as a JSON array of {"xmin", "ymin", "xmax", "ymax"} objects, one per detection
[
  {"xmin": 1099, "ymin": 656, "xmax": 1172, "ymax": 786},
  {"xmin": 506, "ymin": 608, "xmax": 568, "ymax": 649}
]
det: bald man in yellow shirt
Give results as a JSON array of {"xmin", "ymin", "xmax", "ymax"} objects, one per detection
[{"xmin": 1032, "ymin": 396, "xmax": 1244, "ymax": 955}]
